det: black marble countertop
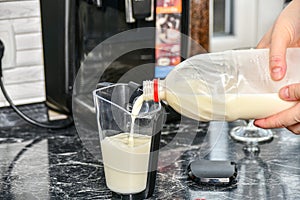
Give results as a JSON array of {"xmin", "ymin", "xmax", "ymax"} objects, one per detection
[{"xmin": 0, "ymin": 104, "xmax": 300, "ymax": 199}]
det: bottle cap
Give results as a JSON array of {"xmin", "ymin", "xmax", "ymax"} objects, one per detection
[{"xmin": 153, "ymin": 79, "xmax": 159, "ymax": 102}]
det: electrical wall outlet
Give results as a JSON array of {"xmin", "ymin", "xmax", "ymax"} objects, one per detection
[{"xmin": 0, "ymin": 23, "xmax": 16, "ymax": 69}]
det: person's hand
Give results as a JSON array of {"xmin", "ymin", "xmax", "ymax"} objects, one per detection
[
  {"xmin": 254, "ymin": 84, "xmax": 300, "ymax": 134},
  {"xmin": 255, "ymin": 0, "xmax": 300, "ymax": 134},
  {"xmin": 257, "ymin": 0, "xmax": 300, "ymax": 80}
]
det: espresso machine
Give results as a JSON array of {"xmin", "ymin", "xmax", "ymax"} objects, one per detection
[{"xmin": 40, "ymin": 0, "xmax": 191, "ymax": 115}]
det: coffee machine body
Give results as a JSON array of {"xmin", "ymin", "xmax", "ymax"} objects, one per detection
[{"xmin": 40, "ymin": 0, "xmax": 190, "ymax": 114}]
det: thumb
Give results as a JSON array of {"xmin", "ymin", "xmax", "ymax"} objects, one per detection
[
  {"xmin": 279, "ymin": 84, "xmax": 300, "ymax": 101},
  {"xmin": 269, "ymin": 26, "xmax": 290, "ymax": 81}
]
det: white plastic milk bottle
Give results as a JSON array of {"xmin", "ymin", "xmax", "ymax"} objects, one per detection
[{"xmin": 142, "ymin": 48, "xmax": 300, "ymax": 121}]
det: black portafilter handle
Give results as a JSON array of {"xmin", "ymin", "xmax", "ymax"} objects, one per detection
[{"xmin": 0, "ymin": 39, "xmax": 4, "ymax": 77}]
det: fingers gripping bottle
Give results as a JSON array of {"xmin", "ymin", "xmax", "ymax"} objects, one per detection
[{"xmin": 143, "ymin": 48, "xmax": 300, "ymax": 122}]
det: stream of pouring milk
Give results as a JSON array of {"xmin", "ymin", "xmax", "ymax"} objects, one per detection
[{"xmin": 128, "ymin": 95, "xmax": 145, "ymax": 146}]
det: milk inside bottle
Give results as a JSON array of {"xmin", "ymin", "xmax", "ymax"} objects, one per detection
[{"xmin": 142, "ymin": 48, "xmax": 300, "ymax": 121}]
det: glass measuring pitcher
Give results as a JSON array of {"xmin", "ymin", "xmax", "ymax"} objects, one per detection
[{"xmin": 93, "ymin": 83, "xmax": 163, "ymax": 199}]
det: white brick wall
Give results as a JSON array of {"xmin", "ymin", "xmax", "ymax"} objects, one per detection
[{"xmin": 0, "ymin": 0, "xmax": 45, "ymax": 106}]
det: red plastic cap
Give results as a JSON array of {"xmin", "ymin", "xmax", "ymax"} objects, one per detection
[{"xmin": 153, "ymin": 79, "xmax": 159, "ymax": 102}]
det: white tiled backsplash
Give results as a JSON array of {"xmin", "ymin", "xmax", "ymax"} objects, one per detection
[{"xmin": 0, "ymin": 0, "xmax": 45, "ymax": 107}]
